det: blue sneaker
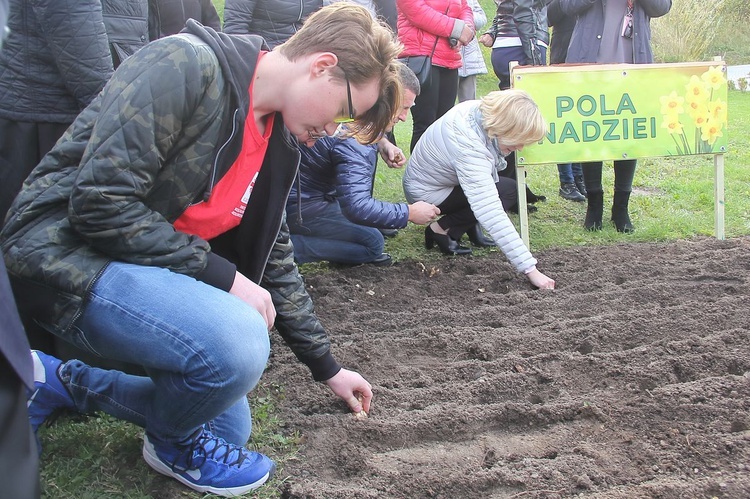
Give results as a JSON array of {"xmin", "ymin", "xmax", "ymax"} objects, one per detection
[
  {"xmin": 28, "ymin": 350, "xmax": 75, "ymax": 434},
  {"xmin": 143, "ymin": 428, "xmax": 275, "ymax": 497}
]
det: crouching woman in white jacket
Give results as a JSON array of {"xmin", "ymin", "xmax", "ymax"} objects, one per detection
[{"xmin": 403, "ymin": 89, "xmax": 555, "ymax": 289}]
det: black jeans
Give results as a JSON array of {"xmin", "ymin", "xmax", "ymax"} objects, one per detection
[
  {"xmin": 436, "ymin": 177, "xmax": 517, "ymax": 240},
  {"xmin": 0, "ymin": 118, "xmax": 69, "ymax": 225},
  {"xmin": 582, "ymin": 159, "xmax": 637, "ymax": 194}
]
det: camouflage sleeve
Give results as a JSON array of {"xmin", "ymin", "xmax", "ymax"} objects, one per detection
[
  {"xmin": 262, "ymin": 216, "xmax": 342, "ymax": 382},
  {"xmin": 68, "ymin": 36, "xmax": 226, "ymax": 278}
]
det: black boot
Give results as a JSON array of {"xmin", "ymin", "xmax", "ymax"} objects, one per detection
[
  {"xmin": 466, "ymin": 223, "xmax": 494, "ymax": 247},
  {"xmin": 425, "ymin": 226, "xmax": 472, "ymax": 255},
  {"xmin": 584, "ymin": 191, "xmax": 603, "ymax": 231},
  {"xmin": 611, "ymin": 191, "xmax": 635, "ymax": 233},
  {"xmin": 574, "ymin": 175, "xmax": 587, "ymax": 197}
]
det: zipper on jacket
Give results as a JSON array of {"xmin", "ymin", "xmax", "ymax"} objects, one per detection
[
  {"xmin": 202, "ymin": 108, "xmax": 241, "ymax": 203},
  {"xmin": 259, "ymin": 139, "xmax": 301, "ymax": 274},
  {"xmin": 295, "ymin": 170, "xmax": 303, "ymax": 225}
]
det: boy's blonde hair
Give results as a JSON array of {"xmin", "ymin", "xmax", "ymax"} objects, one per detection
[
  {"xmin": 279, "ymin": 3, "xmax": 403, "ymax": 144},
  {"xmin": 479, "ymin": 89, "xmax": 547, "ymax": 146}
]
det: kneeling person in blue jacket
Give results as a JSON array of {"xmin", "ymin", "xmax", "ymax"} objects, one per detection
[{"xmin": 288, "ymin": 64, "xmax": 440, "ymax": 267}]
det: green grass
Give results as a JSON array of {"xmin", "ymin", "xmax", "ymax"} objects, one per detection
[{"xmin": 37, "ymin": 3, "xmax": 750, "ymax": 497}]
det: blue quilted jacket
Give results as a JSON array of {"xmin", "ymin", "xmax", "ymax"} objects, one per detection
[{"xmin": 288, "ymin": 136, "xmax": 410, "ymax": 230}]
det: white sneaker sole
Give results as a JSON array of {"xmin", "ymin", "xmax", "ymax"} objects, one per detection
[{"xmin": 142, "ymin": 434, "xmax": 272, "ymax": 497}]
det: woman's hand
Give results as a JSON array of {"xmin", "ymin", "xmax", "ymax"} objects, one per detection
[
  {"xmin": 229, "ymin": 271, "xmax": 276, "ymax": 329},
  {"xmin": 526, "ymin": 268, "xmax": 555, "ymax": 290},
  {"xmin": 479, "ymin": 33, "xmax": 494, "ymax": 47},
  {"xmin": 325, "ymin": 368, "xmax": 373, "ymax": 414}
]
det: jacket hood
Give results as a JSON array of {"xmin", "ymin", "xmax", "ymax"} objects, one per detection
[{"xmin": 183, "ymin": 19, "xmax": 268, "ymax": 122}]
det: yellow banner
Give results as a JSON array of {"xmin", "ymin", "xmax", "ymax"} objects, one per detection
[{"xmin": 511, "ymin": 61, "xmax": 728, "ymax": 165}]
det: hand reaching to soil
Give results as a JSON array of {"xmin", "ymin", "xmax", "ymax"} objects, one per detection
[
  {"xmin": 526, "ymin": 268, "xmax": 555, "ymax": 290},
  {"xmin": 325, "ymin": 368, "xmax": 373, "ymax": 415}
]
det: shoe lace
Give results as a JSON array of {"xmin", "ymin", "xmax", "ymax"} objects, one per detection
[{"xmin": 175, "ymin": 430, "xmax": 249, "ymax": 472}]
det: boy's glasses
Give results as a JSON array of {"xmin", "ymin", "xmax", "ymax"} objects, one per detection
[{"xmin": 333, "ymin": 76, "xmax": 355, "ymax": 124}]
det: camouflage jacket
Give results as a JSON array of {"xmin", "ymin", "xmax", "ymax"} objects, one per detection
[{"xmin": 0, "ymin": 22, "xmax": 340, "ymax": 381}]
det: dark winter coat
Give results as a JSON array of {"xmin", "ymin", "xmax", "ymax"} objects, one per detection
[
  {"xmin": 560, "ymin": 0, "xmax": 672, "ymax": 64},
  {"xmin": 484, "ymin": 0, "xmax": 550, "ymax": 66},
  {"xmin": 288, "ymin": 136, "xmax": 410, "ymax": 230},
  {"xmin": 0, "ymin": 0, "xmax": 114, "ymax": 123},
  {"xmin": 0, "ymin": 21, "xmax": 340, "ymax": 381},
  {"xmin": 102, "ymin": 0, "xmax": 149, "ymax": 67},
  {"xmin": 0, "ymin": 0, "xmax": 8, "ymax": 41},
  {"xmin": 223, "ymin": 0, "xmax": 323, "ymax": 48},
  {"xmin": 547, "ymin": 0, "xmax": 575, "ymax": 64},
  {"xmin": 147, "ymin": 0, "xmax": 221, "ymax": 40}
]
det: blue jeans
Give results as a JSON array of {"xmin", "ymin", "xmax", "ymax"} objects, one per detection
[
  {"xmin": 557, "ymin": 163, "xmax": 583, "ymax": 184},
  {"xmin": 57, "ymin": 262, "xmax": 270, "ymax": 446},
  {"xmin": 288, "ymin": 202, "xmax": 384, "ymax": 265}
]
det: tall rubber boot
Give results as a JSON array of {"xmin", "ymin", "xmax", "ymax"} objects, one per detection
[
  {"xmin": 584, "ymin": 191, "xmax": 603, "ymax": 231},
  {"xmin": 611, "ymin": 191, "xmax": 634, "ymax": 233}
]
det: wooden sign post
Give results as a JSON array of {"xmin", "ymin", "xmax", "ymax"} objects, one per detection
[{"xmin": 511, "ymin": 60, "xmax": 728, "ymax": 247}]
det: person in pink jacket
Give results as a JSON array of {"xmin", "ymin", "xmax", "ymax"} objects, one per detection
[{"xmin": 396, "ymin": 0, "xmax": 475, "ymax": 151}]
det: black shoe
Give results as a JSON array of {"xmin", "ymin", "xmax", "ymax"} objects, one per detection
[
  {"xmin": 559, "ymin": 182, "xmax": 586, "ymax": 202},
  {"xmin": 378, "ymin": 228, "xmax": 399, "ymax": 238},
  {"xmin": 574, "ymin": 175, "xmax": 587, "ymax": 197},
  {"xmin": 584, "ymin": 192, "xmax": 603, "ymax": 231},
  {"xmin": 508, "ymin": 203, "xmax": 538, "ymax": 214},
  {"xmin": 526, "ymin": 186, "xmax": 546, "ymax": 204},
  {"xmin": 466, "ymin": 223, "xmax": 494, "ymax": 247},
  {"xmin": 370, "ymin": 253, "xmax": 393, "ymax": 266},
  {"xmin": 425, "ymin": 226, "xmax": 471, "ymax": 256}
]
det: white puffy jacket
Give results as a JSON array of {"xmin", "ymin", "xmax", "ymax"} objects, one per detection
[
  {"xmin": 402, "ymin": 100, "xmax": 537, "ymax": 273},
  {"xmin": 458, "ymin": 0, "xmax": 488, "ymax": 78}
]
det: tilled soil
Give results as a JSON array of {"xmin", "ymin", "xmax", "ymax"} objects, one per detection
[{"xmin": 263, "ymin": 236, "xmax": 750, "ymax": 499}]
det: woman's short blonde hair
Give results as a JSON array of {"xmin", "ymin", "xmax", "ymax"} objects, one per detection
[
  {"xmin": 479, "ymin": 89, "xmax": 547, "ymax": 147},
  {"xmin": 279, "ymin": 3, "xmax": 403, "ymax": 144}
]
